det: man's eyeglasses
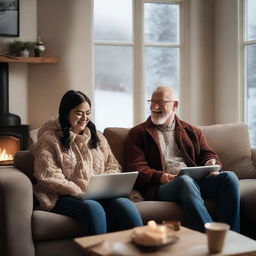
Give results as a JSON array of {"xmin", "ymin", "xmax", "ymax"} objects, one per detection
[{"xmin": 147, "ymin": 100, "xmax": 174, "ymax": 107}]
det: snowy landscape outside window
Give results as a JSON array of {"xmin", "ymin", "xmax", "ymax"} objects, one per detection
[
  {"xmin": 244, "ymin": 0, "xmax": 256, "ymax": 147},
  {"xmin": 94, "ymin": 0, "xmax": 182, "ymax": 131},
  {"xmin": 144, "ymin": 3, "xmax": 180, "ymax": 118},
  {"xmin": 94, "ymin": 0, "xmax": 133, "ymax": 131}
]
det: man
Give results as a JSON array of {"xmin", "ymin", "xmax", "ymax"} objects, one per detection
[{"xmin": 125, "ymin": 86, "xmax": 240, "ymax": 232}]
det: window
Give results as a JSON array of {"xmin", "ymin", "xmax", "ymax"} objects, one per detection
[
  {"xmin": 94, "ymin": 0, "xmax": 183, "ymax": 131},
  {"xmin": 243, "ymin": 0, "xmax": 256, "ymax": 146},
  {"xmin": 144, "ymin": 2, "xmax": 180, "ymax": 117}
]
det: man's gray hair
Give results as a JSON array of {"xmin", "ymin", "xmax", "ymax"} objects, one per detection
[{"xmin": 153, "ymin": 86, "xmax": 178, "ymax": 101}]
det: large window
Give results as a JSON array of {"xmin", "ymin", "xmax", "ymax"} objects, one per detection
[
  {"xmin": 94, "ymin": 0, "xmax": 182, "ymax": 131},
  {"xmin": 243, "ymin": 0, "xmax": 256, "ymax": 146},
  {"xmin": 94, "ymin": 0, "xmax": 133, "ymax": 131}
]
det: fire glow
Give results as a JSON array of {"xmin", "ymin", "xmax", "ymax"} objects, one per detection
[{"xmin": 0, "ymin": 148, "xmax": 13, "ymax": 161}]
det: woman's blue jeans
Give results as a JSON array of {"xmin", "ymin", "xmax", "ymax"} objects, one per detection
[
  {"xmin": 52, "ymin": 196, "xmax": 143, "ymax": 236},
  {"xmin": 157, "ymin": 171, "xmax": 240, "ymax": 233}
]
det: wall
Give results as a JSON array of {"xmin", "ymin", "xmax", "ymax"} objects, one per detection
[
  {"xmin": 0, "ymin": 0, "xmax": 37, "ymax": 125},
  {"xmin": 28, "ymin": 0, "xmax": 93, "ymax": 129},
  {"xmin": 183, "ymin": 0, "xmax": 215, "ymax": 126},
  {"xmin": 214, "ymin": 0, "xmax": 241, "ymax": 124},
  {"xmin": 183, "ymin": 0, "xmax": 241, "ymax": 126}
]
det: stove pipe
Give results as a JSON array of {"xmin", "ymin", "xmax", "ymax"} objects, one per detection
[{"xmin": 0, "ymin": 62, "xmax": 21, "ymax": 127}]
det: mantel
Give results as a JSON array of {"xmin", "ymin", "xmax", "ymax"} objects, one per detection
[{"xmin": 0, "ymin": 56, "xmax": 58, "ymax": 64}]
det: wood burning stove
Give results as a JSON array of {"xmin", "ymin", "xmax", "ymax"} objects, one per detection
[{"xmin": 0, "ymin": 62, "xmax": 29, "ymax": 165}]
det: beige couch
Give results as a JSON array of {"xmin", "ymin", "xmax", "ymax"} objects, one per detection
[{"xmin": 0, "ymin": 123, "xmax": 256, "ymax": 256}]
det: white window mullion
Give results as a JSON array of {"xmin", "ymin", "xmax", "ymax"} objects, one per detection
[
  {"xmin": 242, "ymin": 0, "xmax": 256, "ymax": 146},
  {"xmin": 243, "ymin": 40, "xmax": 256, "ymax": 45},
  {"xmin": 89, "ymin": 0, "xmax": 95, "ymax": 120},
  {"xmin": 239, "ymin": 0, "xmax": 246, "ymax": 123},
  {"xmin": 145, "ymin": 0, "xmax": 182, "ymax": 4},
  {"xmin": 95, "ymin": 41, "xmax": 134, "ymax": 46},
  {"xmin": 145, "ymin": 43, "xmax": 180, "ymax": 48},
  {"xmin": 133, "ymin": 0, "xmax": 145, "ymax": 125},
  {"xmin": 179, "ymin": 0, "xmax": 185, "ymax": 118}
]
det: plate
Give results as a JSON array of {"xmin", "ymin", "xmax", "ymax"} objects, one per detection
[{"xmin": 131, "ymin": 235, "xmax": 179, "ymax": 251}]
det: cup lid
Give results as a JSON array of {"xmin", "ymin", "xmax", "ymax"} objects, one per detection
[{"xmin": 204, "ymin": 222, "xmax": 230, "ymax": 231}]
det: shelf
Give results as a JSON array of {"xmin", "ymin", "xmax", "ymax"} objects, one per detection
[{"xmin": 0, "ymin": 56, "xmax": 58, "ymax": 64}]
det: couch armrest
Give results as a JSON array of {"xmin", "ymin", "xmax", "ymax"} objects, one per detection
[
  {"xmin": 0, "ymin": 166, "xmax": 34, "ymax": 256},
  {"xmin": 251, "ymin": 148, "xmax": 256, "ymax": 169},
  {"xmin": 14, "ymin": 151, "xmax": 35, "ymax": 182}
]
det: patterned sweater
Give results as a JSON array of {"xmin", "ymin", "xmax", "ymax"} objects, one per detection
[{"xmin": 31, "ymin": 119, "xmax": 121, "ymax": 211}]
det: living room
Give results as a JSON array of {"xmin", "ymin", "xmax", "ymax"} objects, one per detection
[
  {"xmin": 1, "ymin": 0, "xmax": 256, "ymax": 256},
  {"xmin": 0, "ymin": 0, "xmax": 246, "ymax": 131}
]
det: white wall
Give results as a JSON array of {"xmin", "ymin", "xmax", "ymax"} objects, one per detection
[
  {"xmin": 28, "ymin": 0, "xmax": 93, "ymax": 129},
  {"xmin": 183, "ymin": 0, "xmax": 241, "ymax": 126},
  {"xmin": 0, "ymin": 0, "xmax": 37, "ymax": 125},
  {"xmin": 183, "ymin": 0, "xmax": 215, "ymax": 126},
  {"xmin": 214, "ymin": 0, "xmax": 241, "ymax": 124}
]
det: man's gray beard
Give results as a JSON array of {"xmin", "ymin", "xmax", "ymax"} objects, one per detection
[{"xmin": 151, "ymin": 115, "xmax": 167, "ymax": 125}]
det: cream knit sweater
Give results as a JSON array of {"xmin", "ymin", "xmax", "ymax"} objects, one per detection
[{"xmin": 31, "ymin": 119, "xmax": 121, "ymax": 211}]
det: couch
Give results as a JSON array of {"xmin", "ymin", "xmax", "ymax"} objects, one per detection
[{"xmin": 1, "ymin": 123, "xmax": 256, "ymax": 256}]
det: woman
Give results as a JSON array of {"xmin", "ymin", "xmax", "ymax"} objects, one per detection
[{"xmin": 32, "ymin": 90, "xmax": 143, "ymax": 235}]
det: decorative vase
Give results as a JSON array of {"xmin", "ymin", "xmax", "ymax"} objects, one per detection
[
  {"xmin": 20, "ymin": 49, "xmax": 29, "ymax": 57},
  {"xmin": 34, "ymin": 36, "xmax": 46, "ymax": 57}
]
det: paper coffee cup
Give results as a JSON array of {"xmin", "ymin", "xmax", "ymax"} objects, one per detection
[{"xmin": 205, "ymin": 222, "xmax": 230, "ymax": 253}]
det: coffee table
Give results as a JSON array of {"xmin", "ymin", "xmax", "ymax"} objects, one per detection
[{"xmin": 74, "ymin": 226, "xmax": 256, "ymax": 256}]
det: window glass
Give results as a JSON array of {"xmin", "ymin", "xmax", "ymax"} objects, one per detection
[
  {"xmin": 144, "ymin": 2, "xmax": 180, "ymax": 118},
  {"xmin": 246, "ymin": 0, "xmax": 256, "ymax": 40},
  {"xmin": 94, "ymin": 0, "xmax": 181, "ymax": 129},
  {"xmin": 246, "ymin": 44, "xmax": 256, "ymax": 146},
  {"xmin": 94, "ymin": 0, "xmax": 132, "ymax": 41},
  {"xmin": 94, "ymin": 45, "xmax": 133, "ymax": 131},
  {"xmin": 144, "ymin": 47, "xmax": 179, "ymax": 116},
  {"xmin": 144, "ymin": 3, "xmax": 179, "ymax": 44}
]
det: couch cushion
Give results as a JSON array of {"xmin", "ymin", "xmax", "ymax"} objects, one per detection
[
  {"xmin": 135, "ymin": 200, "xmax": 217, "ymax": 227},
  {"xmin": 200, "ymin": 123, "xmax": 256, "ymax": 179},
  {"xmin": 103, "ymin": 127, "xmax": 130, "ymax": 168},
  {"xmin": 104, "ymin": 124, "xmax": 256, "ymax": 179},
  {"xmin": 32, "ymin": 210, "xmax": 83, "ymax": 241},
  {"xmin": 240, "ymin": 179, "xmax": 256, "ymax": 223}
]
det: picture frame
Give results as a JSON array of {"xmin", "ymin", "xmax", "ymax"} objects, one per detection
[{"xmin": 0, "ymin": 0, "xmax": 19, "ymax": 37}]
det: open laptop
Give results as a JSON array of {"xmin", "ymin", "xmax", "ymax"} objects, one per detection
[
  {"xmin": 178, "ymin": 165, "xmax": 221, "ymax": 180},
  {"xmin": 81, "ymin": 171, "xmax": 138, "ymax": 200}
]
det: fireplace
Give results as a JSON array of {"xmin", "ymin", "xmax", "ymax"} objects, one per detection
[{"xmin": 0, "ymin": 62, "xmax": 29, "ymax": 165}]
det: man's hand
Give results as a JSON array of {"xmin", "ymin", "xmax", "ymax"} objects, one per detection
[
  {"xmin": 160, "ymin": 173, "xmax": 177, "ymax": 184},
  {"xmin": 205, "ymin": 158, "xmax": 219, "ymax": 176},
  {"xmin": 205, "ymin": 158, "xmax": 216, "ymax": 166}
]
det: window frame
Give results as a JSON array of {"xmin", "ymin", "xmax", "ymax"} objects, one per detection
[
  {"xmin": 241, "ymin": 0, "xmax": 256, "ymax": 130},
  {"xmin": 93, "ymin": 0, "xmax": 184, "ymax": 128}
]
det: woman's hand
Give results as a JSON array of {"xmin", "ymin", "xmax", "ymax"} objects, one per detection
[{"xmin": 160, "ymin": 173, "xmax": 177, "ymax": 184}]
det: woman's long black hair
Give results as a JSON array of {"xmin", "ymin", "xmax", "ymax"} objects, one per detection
[{"xmin": 58, "ymin": 90, "xmax": 99, "ymax": 151}]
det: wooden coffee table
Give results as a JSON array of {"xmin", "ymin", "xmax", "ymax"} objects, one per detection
[{"xmin": 74, "ymin": 226, "xmax": 256, "ymax": 256}]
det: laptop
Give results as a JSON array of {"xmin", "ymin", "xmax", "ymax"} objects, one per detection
[
  {"xmin": 178, "ymin": 165, "xmax": 221, "ymax": 180},
  {"xmin": 81, "ymin": 171, "xmax": 139, "ymax": 200}
]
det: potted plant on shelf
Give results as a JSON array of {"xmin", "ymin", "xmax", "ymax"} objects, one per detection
[{"xmin": 7, "ymin": 40, "xmax": 36, "ymax": 57}]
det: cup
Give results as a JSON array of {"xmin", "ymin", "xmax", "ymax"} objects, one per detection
[{"xmin": 204, "ymin": 222, "xmax": 230, "ymax": 253}]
